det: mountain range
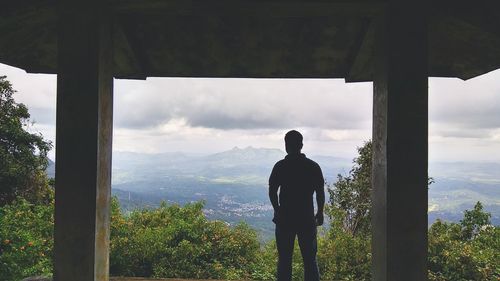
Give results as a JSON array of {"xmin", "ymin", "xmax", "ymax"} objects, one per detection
[{"xmin": 47, "ymin": 147, "xmax": 500, "ymax": 240}]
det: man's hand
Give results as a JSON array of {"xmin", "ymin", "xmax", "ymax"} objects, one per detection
[
  {"xmin": 272, "ymin": 208, "xmax": 282, "ymax": 224},
  {"xmin": 315, "ymin": 212, "xmax": 324, "ymax": 226}
]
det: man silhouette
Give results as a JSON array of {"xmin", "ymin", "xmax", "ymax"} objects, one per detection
[{"xmin": 269, "ymin": 130, "xmax": 325, "ymax": 281}]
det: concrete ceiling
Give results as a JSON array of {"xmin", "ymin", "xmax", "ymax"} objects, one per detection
[{"xmin": 1, "ymin": 0, "xmax": 499, "ymax": 81}]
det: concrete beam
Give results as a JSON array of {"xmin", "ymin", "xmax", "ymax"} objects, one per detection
[
  {"xmin": 445, "ymin": 4, "xmax": 500, "ymax": 40},
  {"xmin": 113, "ymin": 18, "xmax": 148, "ymax": 80},
  {"xmin": 54, "ymin": 1, "xmax": 113, "ymax": 281},
  {"xmin": 344, "ymin": 18, "xmax": 375, "ymax": 82},
  {"xmin": 117, "ymin": 16, "xmax": 151, "ymax": 77},
  {"xmin": 371, "ymin": 2, "xmax": 428, "ymax": 281},
  {"xmin": 113, "ymin": 0, "xmax": 385, "ymax": 18}
]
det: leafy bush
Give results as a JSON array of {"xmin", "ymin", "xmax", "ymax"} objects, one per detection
[
  {"xmin": 1, "ymin": 197, "xmax": 498, "ymax": 281},
  {"xmin": 428, "ymin": 202, "xmax": 499, "ymax": 281},
  {"xmin": 110, "ymin": 199, "xmax": 261, "ymax": 280},
  {"xmin": 0, "ymin": 198, "xmax": 54, "ymax": 281},
  {"xmin": 317, "ymin": 227, "xmax": 371, "ymax": 281}
]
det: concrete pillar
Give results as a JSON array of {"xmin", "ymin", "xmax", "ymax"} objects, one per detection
[
  {"xmin": 371, "ymin": 2, "xmax": 428, "ymax": 281},
  {"xmin": 54, "ymin": 1, "xmax": 113, "ymax": 281}
]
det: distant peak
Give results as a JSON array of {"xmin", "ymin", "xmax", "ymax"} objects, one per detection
[{"xmin": 231, "ymin": 146, "xmax": 256, "ymax": 151}]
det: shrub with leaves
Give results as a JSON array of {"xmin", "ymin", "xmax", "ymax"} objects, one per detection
[
  {"xmin": 0, "ymin": 198, "xmax": 54, "ymax": 281},
  {"xmin": 428, "ymin": 202, "xmax": 499, "ymax": 281},
  {"xmin": 109, "ymin": 199, "xmax": 261, "ymax": 280}
]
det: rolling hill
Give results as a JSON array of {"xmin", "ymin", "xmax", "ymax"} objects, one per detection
[{"xmin": 47, "ymin": 147, "xmax": 500, "ymax": 240}]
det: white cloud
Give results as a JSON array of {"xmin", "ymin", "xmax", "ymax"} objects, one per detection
[
  {"xmin": 113, "ymin": 78, "xmax": 373, "ymax": 130},
  {"xmin": 1, "ymin": 63, "xmax": 499, "ymax": 162},
  {"xmin": 429, "ymin": 72, "xmax": 500, "ymax": 130}
]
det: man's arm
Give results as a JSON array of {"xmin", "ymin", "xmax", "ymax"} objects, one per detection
[
  {"xmin": 269, "ymin": 183, "xmax": 280, "ymax": 212},
  {"xmin": 269, "ymin": 163, "xmax": 280, "ymax": 210},
  {"xmin": 269, "ymin": 163, "xmax": 281, "ymax": 223},
  {"xmin": 315, "ymin": 165, "xmax": 325, "ymax": 226},
  {"xmin": 315, "ymin": 185, "xmax": 325, "ymax": 216}
]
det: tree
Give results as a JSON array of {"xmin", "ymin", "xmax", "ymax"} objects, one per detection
[
  {"xmin": 321, "ymin": 140, "xmax": 437, "ymax": 281},
  {"xmin": 0, "ymin": 76, "xmax": 52, "ymax": 206},
  {"xmin": 318, "ymin": 141, "xmax": 373, "ymax": 281},
  {"xmin": 327, "ymin": 140, "xmax": 372, "ymax": 237},
  {"xmin": 327, "ymin": 140, "xmax": 434, "ymax": 237},
  {"xmin": 460, "ymin": 201, "xmax": 491, "ymax": 240},
  {"xmin": 428, "ymin": 204, "xmax": 499, "ymax": 281}
]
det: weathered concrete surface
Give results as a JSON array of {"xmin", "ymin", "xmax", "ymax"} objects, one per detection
[
  {"xmin": 22, "ymin": 277, "xmax": 52, "ymax": 281},
  {"xmin": 25, "ymin": 277, "xmax": 363, "ymax": 281},
  {"xmin": 110, "ymin": 278, "xmax": 226, "ymax": 281},
  {"xmin": 53, "ymin": 1, "xmax": 113, "ymax": 281},
  {"xmin": 372, "ymin": 2, "xmax": 428, "ymax": 281}
]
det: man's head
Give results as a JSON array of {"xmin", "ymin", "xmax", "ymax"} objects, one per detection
[{"xmin": 284, "ymin": 130, "xmax": 303, "ymax": 154}]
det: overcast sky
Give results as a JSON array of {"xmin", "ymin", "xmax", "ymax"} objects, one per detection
[{"xmin": 1, "ymin": 63, "xmax": 499, "ymax": 162}]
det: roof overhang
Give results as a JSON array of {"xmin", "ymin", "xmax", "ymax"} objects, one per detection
[{"xmin": 1, "ymin": 0, "xmax": 499, "ymax": 81}]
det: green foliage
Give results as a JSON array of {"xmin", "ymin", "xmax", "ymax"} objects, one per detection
[
  {"xmin": 1, "ymin": 196, "xmax": 498, "ymax": 281},
  {"xmin": 0, "ymin": 198, "xmax": 54, "ymax": 281},
  {"xmin": 1, "ymin": 197, "xmax": 265, "ymax": 281},
  {"xmin": 328, "ymin": 141, "xmax": 372, "ymax": 237},
  {"xmin": 428, "ymin": 202, "xmax": 499, "ymax": 281},
  {"xmin": 323, "ymin": 141, "xmax": 499, "ymax": 281},
  {"xmin": 311, "ymin": 141, "xmax": 372, "ymax": 280},
  {"xmin": 460, "ymin": 201, "xmax": 491, "ymax": 240},
  {"xmin": 1, "ymin": 122, "xmax": 498, "ymax": 281},
  {"xmin": 249, "ymin": 240, "xmax": 277, "ymax": 280},
  {"xmin": 110, "ymin": 198, "xmax": 262, "ymax": 280},
  {"xmin": 317, "ymin": 228, "xmax": 371, "ymax": 281},
  {"xmin": 0, "ymin": 76, "xmax": 52, "ymax": 206}
]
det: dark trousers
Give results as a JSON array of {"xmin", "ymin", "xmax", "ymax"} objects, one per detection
[{"xmin": 275, "ymin": 223, "xmax": 319, "ymax": 281}]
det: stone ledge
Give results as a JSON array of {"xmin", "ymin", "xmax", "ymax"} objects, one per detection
[
  {"xmin": 109, "ymin": 277, "xmax": 225, "ymax": 281},
  {"xmin": 22, "ymin": 277, "xmax": 232, "ymax": 281},
  {"xmin": 22, "ymin": 277, "xmax": 51, "ymax": 281}
]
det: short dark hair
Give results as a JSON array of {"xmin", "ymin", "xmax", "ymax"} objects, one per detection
[{"xmin": 285, "ymin": 130, "xmax": 303, "ymax": 144}]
